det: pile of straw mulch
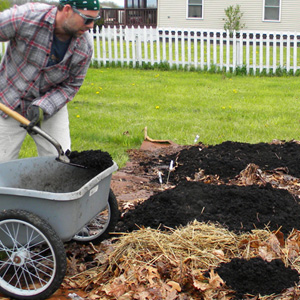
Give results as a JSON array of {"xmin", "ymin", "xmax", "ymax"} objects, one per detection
[{"xmin": 63, "ymin": 221, "xmax": 300, "ymax": 299}]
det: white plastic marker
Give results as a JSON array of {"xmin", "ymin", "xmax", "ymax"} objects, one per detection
[
  {"xmin": 166, "ymin": 160, "xmax": 174, "ymax": 184},
  {"xmin": 158, "ymin": 171, "xmax": 163, "ymax": 186},
  {"xmin": 194, "ymin": 134, "xmax": 199, "ymax": 143}
]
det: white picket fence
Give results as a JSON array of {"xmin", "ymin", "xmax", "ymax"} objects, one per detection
[
  {"xmin": 1, "ymin": 26, "xmax": 300, "ymax": 74},
  {"xmin": 90, "ymin": 26, "xmax": 300, "ymax": 74}
]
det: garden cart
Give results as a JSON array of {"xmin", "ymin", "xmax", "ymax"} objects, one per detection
[{"xmin": 0, "ymin": 153, "xmax": 119, "ymax": 300}]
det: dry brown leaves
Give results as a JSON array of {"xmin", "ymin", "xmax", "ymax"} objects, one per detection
[
  {"xmin": 63, "ymin": 221, "xmax": 300, "ymax": 300},
  {"xmin": 229, "ymin": 163, "xmax": 300, "ymax": 197},
  {"xmin": 188, "ymin": 163, "xmax": 300, "ymax": 197}
]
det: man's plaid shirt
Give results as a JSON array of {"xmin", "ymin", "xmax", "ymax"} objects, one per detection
[{"xmin": 0, "ymin": 3, "xmax": 93, "ymax": 118}]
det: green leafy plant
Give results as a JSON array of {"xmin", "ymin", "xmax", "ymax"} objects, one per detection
[{"xmin": 223, "ymin": 5, "xmax": 245, "ymax": 33}]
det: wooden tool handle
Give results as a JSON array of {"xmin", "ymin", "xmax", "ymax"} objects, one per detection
[{"xmin": 0, "ymin": 103, "xmax": 30, "ymax": 126}]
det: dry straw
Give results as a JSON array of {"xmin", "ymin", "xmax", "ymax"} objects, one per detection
[
  {"xmin": 66, "ymin": 221, "xmax": 273, "ymax": 290},
  {"xmin": 108, "ymin": 221, "xmax": 272, "ymax": 270}
]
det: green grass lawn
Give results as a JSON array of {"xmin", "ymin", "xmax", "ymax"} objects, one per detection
[{"xmin": 20, "ymin": 68, "xmax": 300, "ymax": 168}]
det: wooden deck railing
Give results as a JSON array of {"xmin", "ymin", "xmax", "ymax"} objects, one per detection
[{"xmin": 100, "ymin": 8, "xmax": 157, "ymax": 27}]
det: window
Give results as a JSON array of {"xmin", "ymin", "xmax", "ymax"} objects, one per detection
[
  {"xmin": 146, "ymin": 0, "xmax": 157, "ymax": 8},
  {"xmin": 126, "ymin": 0, "xmax": 157, "ymax": 8},
  {"xmin": 127, "ymin": 0, "xmax": 138, "ymax": 8},
  {"xmin": 264, "ymin": 0, "xmax": 280, "ymax": 21},
  {"xmin": 188, "ymin": 0, "xmax": 203, "ymax": 19}
]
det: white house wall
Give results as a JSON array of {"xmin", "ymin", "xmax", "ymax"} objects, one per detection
[{"xmin": 158, "ymin": 0, "xmax": 300, "ymax": 31}]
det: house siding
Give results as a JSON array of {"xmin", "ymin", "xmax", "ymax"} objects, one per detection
[{"xmin": 158, "ymin": 0, "xmax": 300, "ymax": 32}]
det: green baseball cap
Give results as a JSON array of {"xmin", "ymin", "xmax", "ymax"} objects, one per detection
[{"xmin": 59, "ymin": 0, "xmax": 100, "ymax": 11}]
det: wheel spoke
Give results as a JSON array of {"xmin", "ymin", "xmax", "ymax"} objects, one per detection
[
  {"xmin": 22, "ymin": 263, "xmax": 49, "ymax": 287},
  {"xmin": 73, "ymin": 190, "xmax": 120, "ymax": 244},
  {"xmin": 26, "ymin": 256, "xmax": 54, "ymax": 280},
  {"xmin": 0, "ymin": 223, "xmax": 22, "ymax": 250},
  {"xmin": 0, "ymin": 211, "xmax": 66, "ymax": 299}
]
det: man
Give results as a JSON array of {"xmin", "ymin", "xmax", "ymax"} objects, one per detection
[{"xmin": 0, "ymin": 0, "xmax": 100, "ymax": 162}]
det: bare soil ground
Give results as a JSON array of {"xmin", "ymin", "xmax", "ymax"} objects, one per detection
[{"xmin": 109, "ymin": 139, "xmax": 300, "ymax": 299}]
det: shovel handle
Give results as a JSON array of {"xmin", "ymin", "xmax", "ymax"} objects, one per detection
[
  {"xmin": 0, "ymin": 103, "xmax": 30, "ymax": 126},
  {"xmin": 0, "ymin": 102, "xmax": 70, "ymax": 163}
]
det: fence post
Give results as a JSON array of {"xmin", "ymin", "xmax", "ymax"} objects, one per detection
[
  {"xmin": 156, "ymin": 28, "xmax": 161, "ymax": 65},
  {"xmin": 286, "ymin": 33, "xmax": 291, "ymax": 72},
  {"xmin": 174, "ymin": 29, "xmax": 179, "ymax": 69},
  {"xmin": 206, "ymin": 30, "xmax": 211, "ymax": 70},
  {"xmin": 266, "ymin": 32, "xmax": 270, "ymax": 74},
  {"xmin": 107, "ymin": 27, "xmax": 113, "ymax": 64},
  {"xmin": 246, "ymin": 32, "xmax": 250, "ymax": 74},
  {"xmin": 259, "ymin": 33, "xmax": 264, "ymax": 73},
  {"xmin": 150, "ymin": 27, "xmax": 155, "ymax": 65},
  {"xmin": 212, "ymin": 30, "xmax": 217, "ymax": 66},
  {"xmin": 293, "ymin": 33, "xmax": 298, "ymax": 74},
  {"xmin": 132, "ymin": 30, "xmax": 137, "ymax": 68},
  {"xmin": 273, "ymin": 34, "xmax": 277, "ymax": 74},
  {"xmin": 220, "ymin": 31, "xmax": 224, "ymax": 70},
  {"xmin": 181, "ymin": 30, "xmax": 186, "ymax": 68},
  {"xmin": 125, "ymin": 26, "xmax": 130, "ymax": 66},
  {"xmin": 226, "ymin": 30, "xmax": 230, "ymax": 72},
  {"xmin": 120, "ymin": 27, "xmax": 124, "ymax": 67},
  {"xmin": 233, "ymin": 30, "xmax": 237, "ymax": 72},
  {"xmin": 143, "ymin": 26, "xmax": 148, "ymax": 64},
  {"xmin": 169, "ymin": 29, "xmax": 173, "ymax": 68},
  {"xmin": 252, "ymin": 32, "xmax": 257, "ymax": 75},
  {"xmin": 102, "ymin": 27, "xmax": 107, "ymax": 67},
  {"xmin": 113, "ymin": 26, "xmax": 118, "ymax": 64},
  {"xmin": 279, "ymin": 33, "xmax": 284, "ymax": 68},
  {"xmin": 238, "ymin": 30, "xmax": 243, "ymax": 67}
]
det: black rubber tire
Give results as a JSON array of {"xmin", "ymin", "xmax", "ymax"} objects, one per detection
[
  {"xmin": 72, "ymin": 189, "xmax": 120, "ymax": 244},
  {"xmin": 0, "ymin": 209, "xmax": 66, "ymax": 300}
]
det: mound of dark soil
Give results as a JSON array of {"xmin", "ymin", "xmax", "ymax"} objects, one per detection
[
  {"xmin": 214, "ymin": 257, "xmax": 299, "ymax": 299},
  {"xmin": 116, "ymin": 181, "xmax": 300, "ymax": 235},
  {"xmin": 150, "ymin": 141, "xmax": 300, "ymax": 183},
  {"xmin": 68, "ymin": 150, "xmax": 113, "ymax": 172}
]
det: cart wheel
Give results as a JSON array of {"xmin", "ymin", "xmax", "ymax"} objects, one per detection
[
  {"xmin": 0, "ymin": 209, "xmax": 66, "ymax": 300},
  {"xmin": 73, "ymin": 189, "xmax": 120, "ymax": 244}
]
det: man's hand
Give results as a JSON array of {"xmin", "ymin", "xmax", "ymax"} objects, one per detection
[{"xmin": 26, "ymin": 105, "xmax": 44, "ymax": 129}]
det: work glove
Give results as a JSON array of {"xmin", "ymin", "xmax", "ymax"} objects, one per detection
[{"xmin": 26, "ymin": 105, "xmax": 44, "ymax": 131}]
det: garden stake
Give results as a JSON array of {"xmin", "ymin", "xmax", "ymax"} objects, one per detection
[
  {"xmin": 166, "ymin": 160, "xmax": 174, "ymax": 185},
  {"xmin": 158, "ymin": 171, "xmax": 163, "ymax": 187}
]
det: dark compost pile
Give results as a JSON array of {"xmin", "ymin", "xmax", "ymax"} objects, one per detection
[
  {"xmin": 117, "ymin": 180, "xmax": 300, "ymax": 235},
  {"xmin": 117, "ymin": 140, "xmax": 300, "ymax": 235},
  {"xmin": 115, "ymin": 140, "xmax": 300, "ymax": 298},
  {"xmin": 215, "ymin": 257, "xmax": 299, "ymax": 298},
  {"xmin": 68, "ymin": 149, "xmax": 113, "ymax": 172},
  {"xmin": 161, "ymin": 141, "xmax": 300, "ymax": 183}
]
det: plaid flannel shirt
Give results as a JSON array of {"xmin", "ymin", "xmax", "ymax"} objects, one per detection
[{"xmin": 0, "ymin": 3, "xmax": 93, "ymax": 118}]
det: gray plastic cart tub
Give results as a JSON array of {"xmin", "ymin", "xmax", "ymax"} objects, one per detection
[{"xmin": 0, "ymin": 156, "xmax": 118, "ymax": 242}]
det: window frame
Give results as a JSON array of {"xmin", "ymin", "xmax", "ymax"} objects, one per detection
[
  {"xmin": 263, "ymin": 0, "xmax": 281, "ymax": 22},
  {"xmin": 186, "ymin": 0, "xmax": 204, "ymax": 20}
]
